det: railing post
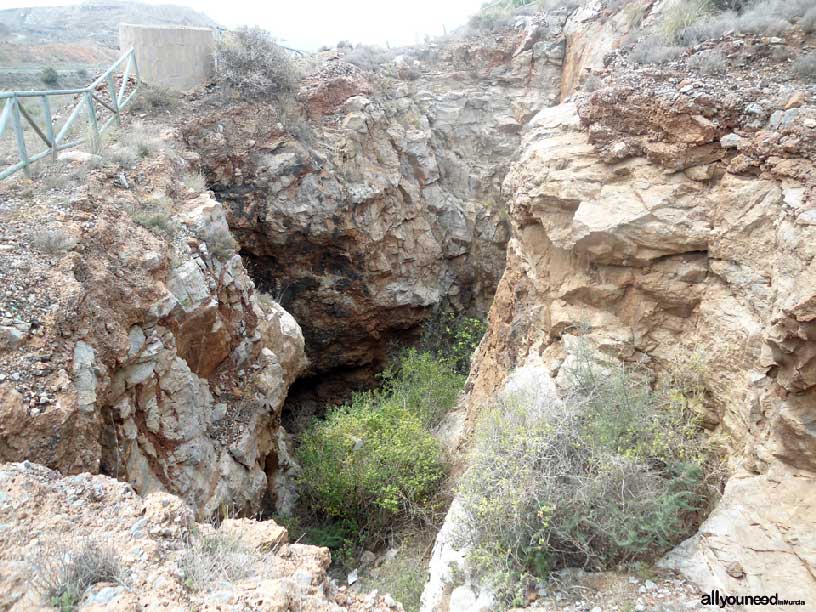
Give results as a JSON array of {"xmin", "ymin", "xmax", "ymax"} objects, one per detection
[
  {"xmin": 107, "ymin": 74, "xmax": 120, "ymax": 127},
  {"xmin": 118, "ymin": 52, "xmax": 133, "ymax": 104},
  {"xmin": 0, "ymin": 98, "xmax": 11, "ymax": 139},
  {"xmin": 133, "ymin": 51, "xmax": 142, "ymax": 87},
  {"xmin": 10, "ymin": 96, "xmax": 31, "ymax": 178},
  {"xmin": 40, "ymin": 94, "xmax": 56, "ymax": 162},
  {"xmin": 84, "ymin": 91, "xmax": 100, "ymax": 154},
  {"xmin": 2, "ymin": 48, "xmax": 140, "ymax": 180}
]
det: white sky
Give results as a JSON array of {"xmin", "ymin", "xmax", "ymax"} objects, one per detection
[{"xmin": 0, "ymin": 0, "xmax": 487, "ymax": 50}]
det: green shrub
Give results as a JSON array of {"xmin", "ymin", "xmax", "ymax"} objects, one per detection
[
  {"xmin": 379, "ymin": 349, "xmax": 465, "ymax": 428},
  {"xmin": 420, "ymin": 309, "xmax": 487, "ymax": 375},
  {"xmin": 456, "ymin": 344, "xmax": 721, "ymax": 608},
  {"xmin": 41, "ymin": 67, "xmax": 59, "ymax": 87},
  {"xmin": 297, "ymin": 390, "xmax": 446, "ymax": 536},
  {"xmin": 297, "ymin": 349, "xmax": 464, "ymax": 539}
]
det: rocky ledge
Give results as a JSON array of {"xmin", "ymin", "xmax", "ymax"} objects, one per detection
[
  {"xmin": 0, "ymin": 461, "xmax": 401, "ymax": 611},
  {"xmin": 0, "ymin": 150, "xmax": 306, "ymax": 519}
]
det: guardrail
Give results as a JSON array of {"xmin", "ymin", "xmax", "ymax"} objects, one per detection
[{"xmin": 0, "ymin": 48, "xmax": 141, "ymax": 180}]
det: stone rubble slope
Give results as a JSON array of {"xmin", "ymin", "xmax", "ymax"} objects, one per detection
[
  {"xmin": 0, "ymin": 146, "xmax": 306, "ymax": 519},
  {"xmin": 0, "ymin": 461, "xmax": 402, "ymax": 611}
]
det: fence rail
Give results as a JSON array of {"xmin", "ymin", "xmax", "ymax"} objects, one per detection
[{"xmin": 0, "ymin": 48, "xmax": 141, "ymax": 181}]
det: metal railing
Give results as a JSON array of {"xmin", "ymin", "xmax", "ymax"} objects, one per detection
[{"xmin": 0, "ymin": 48, "xmax": 141, "ymax": 180}]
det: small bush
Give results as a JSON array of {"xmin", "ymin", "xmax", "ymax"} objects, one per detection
[
  {"xmin": 31, "ymin": 228, "xmax": 77, "ymax": 254},
  {"xmin": 379, "ymin": 349, "xmax": 465, "ymax": 428},
  {"xmin": 680, "ymin": 0, "xmax": 816, "ymax": 43},
  {"xmin": 130, "ymin": 127, "xmax": 158, "ymax": 159},
  {"xmin": 297, "ymin": 349, "xmax": 462, "ymax": 539},
  {"xmin": 419, "ymin": 309, "xmax": 487, "ymax": 375},
  {"xmin": 130, "ymin": 86, "xmax": 176, "ymax": 113},
  {"xmin": 623, "ymin": 2, "xmax": 648, "ymax": 28},
  {"xmin": 456, "ymin": 343, "xmax": 722, "ymax": 608},
  {"xmin": 298, "ymin": 391, "xmax": 446, "ymax": 537},
  {"xmin": 41, "ymin": 67, "xmax": 59, "ymax": 87},
  {"xmin": 131, "ymin": 199, "xmax": 177, "ymax": 236},
  {"xmin": 688, "ymin": 49, "xmax": 727, "ymax": 74},
  {"xmin": 582, "ymin": 73, "xmax": 604, "ymax": 92},
  {"xmin": 34, "ymin": 538, "xmax": 122, "ymax": 611},
  {"xmin": 795, "ymin": 52, "xmax": 816, "ymax": 78},
  {"xmin": 104, "ymin": 122, "xmax": 161, "ymax": 168},
  {"xmin": 803, "ymin": 7, "xmax": 816, "ymax": 32},
  {"xmin": 736, "ymin": 11, "xmax": 790, "ymax": 36},
  {"xmin": 343, "ymin": 45, "xmax": 394, "ymax": 71},
  {"xmin": 75, "ymin": 67, "xmax": 89, "ymax": 80},
  {"xmin": 661, "ymin": 0, "xmax": 714, "ymax": 42},
  {"xmin": 468, "ymin": 0, "xmax": 579, "ymax": 32},
  {"xmin": 630, "ymin": 38, "xmax": 685, "ymax": 64},
  {"xmin": 201, "ymin": 224, "xmax": 238, "ymax": 260},
  {"xmin": 178, "ymin": 531, "xmax": 258, "ymax": 591},
  {"xmin": 216, "ymin": 27, "xmax": 302, "ymax": 100},
  {"xmin": 359, "ymin": 543, "xmax": 428, "ymax": 612},
  {"xmin": 182, "ymin": 170, "xmax": 207, "ymax": 192}
]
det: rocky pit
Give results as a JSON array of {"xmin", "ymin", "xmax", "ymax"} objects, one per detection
[{"xmin": 1, "ymin": 1, "xmax": 816, "ymax": 610}]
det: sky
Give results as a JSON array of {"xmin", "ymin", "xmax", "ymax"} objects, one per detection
[{"xmin": 0, "ymin": 0, "xmax": 488, "ymax": 50}]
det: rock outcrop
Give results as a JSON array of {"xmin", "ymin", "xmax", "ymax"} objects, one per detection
[
  {"xmin": 0, "ymin": 461, "xmax": 401, "ymax": 611},
  {"xmin": 2, "ymin": 2, "xmax": 816, "ymax": 610},
  {"xmin": 183, "ymin": 14, "xmax": 569, "ymax": 386},
  {"xmin": 423, "ymin": 4, "xmax": 816, "ymax": 610},
  {"xmin": 0, "ymin": 152, "xmax": 306, "ymax": 518}
]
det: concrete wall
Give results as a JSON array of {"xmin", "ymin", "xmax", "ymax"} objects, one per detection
[{"xmin": 119, "ymin": 23, "xmax": 214, "ymax": 91}]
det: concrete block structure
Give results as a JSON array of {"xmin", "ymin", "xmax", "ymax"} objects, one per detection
[{"xmin": 119, "ymin": 23, "xmax": 215, "ymax": 91}]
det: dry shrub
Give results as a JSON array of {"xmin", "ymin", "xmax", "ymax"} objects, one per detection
[
  {"xmin": 31, "ymin": 228, "xmax": 77, "ymax": 254},
  {"xmin": 342, "ymin": 45, "xmax": 395, "ymax": 71},
  {"xmin": 679, "ymin": 0, "xmax": 816, "ymax": 43},
  {"xmin": 178, "ymin": 530, "xmax": 260, "ymax": 591},
  {"xmin": 216, "ymin": 27, "xmax": 302, "ymax": 100},
  {"xmin": 795, "ymin": 52, "xmax": 816, "ymax": 77},
  {"xmin": 103, "ymin": 122, "xmax": 161, "ymax": 169},
  {"xmin": 130, "ymin": 196, "xmax": 177, "ymax": 236},
  {"xmin": 129, "ymin": 85, "xmax": 177, "ymax": 113},
  {"xmin": 33, "ymin": 537, "xmax": 122, "ymax": 611},
  {"xmin": 688, "ymin": 49, "xmax": 727, "ymax": 74},
  {"xmin": 455, "ymin": 342, "xmax": 724, "ymax": 608},
  {"xmin": 630, "ymin": 38, "xmax": 685, "ymax": 64},
  {"xmin": 200, "ymin": 224, "xmax": 237, "ymax": 260},
  {"xmin": 661, "ymin": 0, "xmax": 714, "ymax": 41},
  {"xmin": 182, "ymin": 170, "xmax": 206, "ymax": 192}
]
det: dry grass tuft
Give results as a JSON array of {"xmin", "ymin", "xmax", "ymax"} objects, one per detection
[{"xmin": 33, "ymin": 537, "xmax": 123, "ymax": 611}]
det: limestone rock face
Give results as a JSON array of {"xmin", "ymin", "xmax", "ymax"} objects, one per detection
[
  {"xmin": 0, "ymin": 171, "xmax": 306, "ymax": 518},
  {"xmin": 427, "ymin": 93, "xmax": 816, "ymax": 608},
  {"xmin": 183, "ymin": 16, "xmax": 567, "ymax": 379}
]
